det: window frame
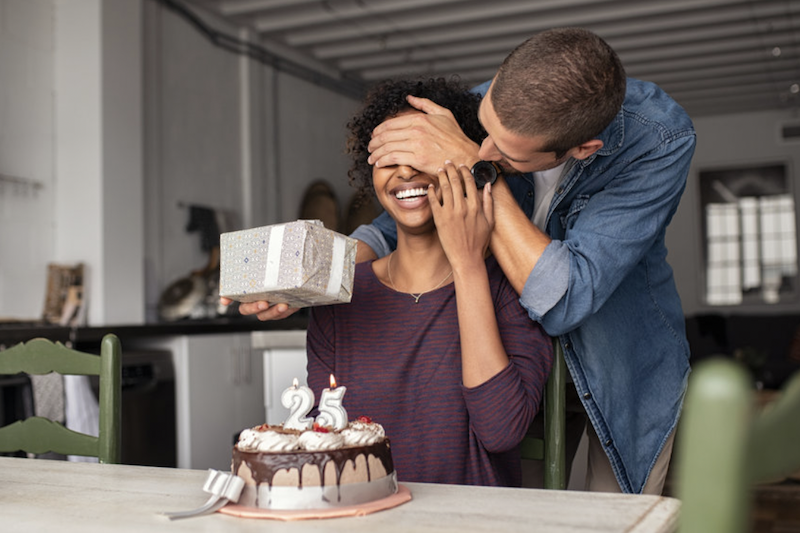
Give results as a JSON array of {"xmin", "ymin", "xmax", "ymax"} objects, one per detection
[{"xmin": 698, "ymin": 160, "xmax": 798, "ymax": 307}]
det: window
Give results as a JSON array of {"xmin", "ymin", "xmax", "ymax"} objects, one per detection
[{"xmin": 700, "ymin": 163, "xmax": 797, "ymax": 306}]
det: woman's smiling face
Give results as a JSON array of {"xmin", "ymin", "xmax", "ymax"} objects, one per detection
[{"xmin": 371, "ymin": 109, "xmax": 440, "ymax": 235}]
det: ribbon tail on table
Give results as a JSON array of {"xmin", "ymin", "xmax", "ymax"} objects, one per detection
[
  {"xmin": 162, "ymin": 494, "xmax": 230, "ymax": 520},
  {"xmin": 161, "ymin": 469, "xmax": 245, "ymax": 520}
]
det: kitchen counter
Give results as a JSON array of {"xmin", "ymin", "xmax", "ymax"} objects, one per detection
[
  {"xmin": 0, "ymin": 314, "xmax": 309, "ymax": 348},
  {"xmin": 1, "ymin": 315, "xmax": 311, "ymax": 470}
]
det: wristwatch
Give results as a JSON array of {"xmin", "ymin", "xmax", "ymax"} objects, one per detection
[{"xmin": 470, "ymin": 161, "xmax": 501, "ymax": 189}]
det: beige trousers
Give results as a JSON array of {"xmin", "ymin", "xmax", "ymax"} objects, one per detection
[
  {"xmin": 521, "ymin": 383, "xmax": 676, "ymax": 494},
  {"xmin": 585, "ymin": 421, "xmax": 676, "ymax": 494}
]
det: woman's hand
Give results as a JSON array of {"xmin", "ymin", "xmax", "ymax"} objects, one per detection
[
  {"xmin": 430, "ymin": 162, "xmax": 507, "ymax": 390},
  {"xmin": 427, "ymin": 161, "xmax": 494, "ymax": 271}
]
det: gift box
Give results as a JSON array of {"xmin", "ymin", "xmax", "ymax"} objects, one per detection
[{"xmin": 219, "ymin": 220, "xmax": 357, "ymax": 308}]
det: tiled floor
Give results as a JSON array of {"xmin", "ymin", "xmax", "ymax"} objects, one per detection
[{"xmin": 752, "ymin": 481, "xmax": 800, "ymax": 533}]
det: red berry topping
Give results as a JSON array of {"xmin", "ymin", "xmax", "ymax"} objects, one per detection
[
  {"xmin": 312, "ymin": 422, "xmax": 330, "ymax": 433},
  {"xmin": 357, "ymin": 416, "xmax": 372, "ymax": 424}
]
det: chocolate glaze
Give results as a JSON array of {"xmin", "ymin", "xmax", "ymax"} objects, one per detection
[{"xmin": 232, "ymin": 438, "xmax": 394, "ymax": 507}]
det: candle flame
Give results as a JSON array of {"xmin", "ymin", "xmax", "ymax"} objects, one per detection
[
  {"xmin": 292, "ymin": 377, "xmax": 299, "ymax": 388},
  {"xmin": 329, "ymin": 374, "xmax": 337, "ymax": 388}
]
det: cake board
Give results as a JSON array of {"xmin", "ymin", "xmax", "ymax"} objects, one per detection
[{"xmin": 218, "ymin": 484, "xmax": 412, "ymax": 521}]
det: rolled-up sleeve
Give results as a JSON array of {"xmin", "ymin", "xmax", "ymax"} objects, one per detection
[{"xmin": 521, "ymin": 133, "xmax": 696, "ymax": 336}]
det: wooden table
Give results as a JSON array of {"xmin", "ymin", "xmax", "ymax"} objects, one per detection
[{"xmin": 0, "ymin": 456, "xmax": 680, "ymax": 532}]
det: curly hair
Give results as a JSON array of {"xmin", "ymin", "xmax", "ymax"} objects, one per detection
[{"xmin": 346, "ymin": 77, "xmax": 486, "ymax": 201}]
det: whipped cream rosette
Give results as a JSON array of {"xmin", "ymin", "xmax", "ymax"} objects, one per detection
[
  {"xmin": 341, "ymin": 417, "xmax": 386, "ymax": 446},
  {"xmin": 297, "ymin": 428, "xmax": 345, "ymax": 451},
  {"xmin": 237, "ymin": 428, "xmax": 300, "ymax": 452}
]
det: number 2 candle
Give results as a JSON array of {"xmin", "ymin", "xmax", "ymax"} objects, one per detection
[{"xmin": 281, "ymin": 377, "xmax": 315, "ymax": 430}]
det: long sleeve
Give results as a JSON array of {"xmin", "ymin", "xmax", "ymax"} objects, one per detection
[
  {"xmin": 461, "ymin": 259, "xmax": 552, "ymax": 452},
  {"xmin": 306, "ymin": 259, "xmax": 552, "ymax": 486}
]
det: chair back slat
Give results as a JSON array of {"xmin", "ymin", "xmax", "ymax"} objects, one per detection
[
  {"xmin": 520, "ymin": 337, "xmax": 567, "ymax": 490},
  {"xmin": 677, "ymin": 360, "xmax": 752, "ymax": 533},
  {"xmin": 0, "ymin": 334, "xmax": 121, "ymax": 464},
  {"xmin": 98, "ymin": 335, "xmax": 122, "ymax": 463},
  {"xmin": 544, "ymin": 339, "xmax": 567, "ymax": 490},
  {"xmin": 0, "ymin": 339, "xmax": 100, "ymax": 376},
  {"xmin": 0, "ymin": 417, "xmax": 98, "ymax": 457},
  {"xmin": 678, "ymin": 358, "xmax": 800, "ymax": 533},
  {"xmin": 749, "ymin": 371, "xmax": 800, "ymax": 483}
]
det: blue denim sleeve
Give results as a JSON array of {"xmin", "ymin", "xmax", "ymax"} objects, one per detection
[
  {"xmin": 471, "ymin": 80, "xmax": 491, "ymax": 97},
  {"xmin": 349, "ymin": 211, "xmax": 396, "ymax": 258},
  {"xmin": 520, "ymin": 133, "xmax": 696, "ymax": 335}
]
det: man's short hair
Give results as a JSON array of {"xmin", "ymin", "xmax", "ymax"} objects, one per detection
[{"xmin": 491, "ymin": 28, "xmax": 626, "ymax": 157}]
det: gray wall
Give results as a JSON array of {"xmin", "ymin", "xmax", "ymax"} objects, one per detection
[
  {"xmin": 1, "ymin": 0, "xmax": 799, "ymax": 324},
  {"xmin": 669, "ymin": 110, "xmax": 800, "ymax": 317},
  {"xmin": 0, "ymin": 0, "xmax": 55, "ymax": 321},
  {"xmin": 0, "ymin": 0, "xmax": 144, "ymax": 325},
  {"xmin": 142, "ymin": 1, "xmax": 360, "ymax": 321}
]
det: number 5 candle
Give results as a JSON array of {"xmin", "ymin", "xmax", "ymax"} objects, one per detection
[{"xmin": 316, "ymin": 374, "xmax": 348, "ymax": 430}]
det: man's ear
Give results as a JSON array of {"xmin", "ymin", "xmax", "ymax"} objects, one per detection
[{"xmin": 572, "ymin": 139, "xmax": 604, "ymax": 160}]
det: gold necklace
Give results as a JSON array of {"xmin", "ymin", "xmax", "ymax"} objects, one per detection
[{"xmin": 386, "ymin": 252, "xmax": 453, "ymax": 304}]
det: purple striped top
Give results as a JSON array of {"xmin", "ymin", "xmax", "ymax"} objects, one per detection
[{"xmin": 307, "ymin": 257, "xmax": 553, "ymax": 487}]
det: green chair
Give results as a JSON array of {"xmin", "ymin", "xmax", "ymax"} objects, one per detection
[
  {"xmin": 520, "ymin": 337, "xmax": 567, "ymax": 489},
  {"xmin": 0, "ymin": 334, "xmax": 122, "ymax": 464},
  {"xmin": 676, "ymin": 357, "xmax": 800, "ymax": 533}
]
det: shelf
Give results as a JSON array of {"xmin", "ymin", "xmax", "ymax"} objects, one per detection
[{"xmin": 0, "ymin": 173, "xmax": 44, "ymax": 192}]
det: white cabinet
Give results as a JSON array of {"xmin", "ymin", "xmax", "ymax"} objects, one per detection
[
  {"xmin": 136, "ymin": 332, "xmax": 264, "ymax": 470},
  {"xmin": 178, "ymin": 333, "xmax": 264, "ymax": 470},
  {"xmin": 128, "ymin": 330, "xmax": 307, "ymax": 471},
  {"xmin": 251, "ymin": 330, "xmax": 308, "ymax": 425},
  {"xmin": 262, "ymin": 348, "xmax": 308, "ymax": 425}
]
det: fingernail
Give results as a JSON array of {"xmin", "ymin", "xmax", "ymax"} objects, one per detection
[
  {"xmin": 437, "ymin": 167, "xmax": 444, "ymax": 173},
  {"xmin": 444, "ymin": 160, "xmax": 452, "ymax": 165},
  {"xmin": 258, "ymin": 302, "xmax": 268, "ymax": 310}
]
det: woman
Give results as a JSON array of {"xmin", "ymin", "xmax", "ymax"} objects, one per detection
[{"xmin": 306, "ymin": 77, "xmax": 553, "ymax": 487}]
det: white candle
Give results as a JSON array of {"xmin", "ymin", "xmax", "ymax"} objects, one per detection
[
  {"xmin": 315, "ymin": 374, "xmax": 348, "ymax": 430},
  {"xmin": 281, "ymin": 377, "xmax": 315, "ymax": 430}
]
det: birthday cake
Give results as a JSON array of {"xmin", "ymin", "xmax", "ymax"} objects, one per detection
[{"xmin": 231, "ymin": 378, "xmax": 397, "ymax": 510}]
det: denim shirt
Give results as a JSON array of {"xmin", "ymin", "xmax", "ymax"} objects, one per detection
[{"xmin": 352, "ymin": 78, "xmax": 697, "ymax": 493}]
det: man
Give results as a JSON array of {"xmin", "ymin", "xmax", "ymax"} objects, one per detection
[
  {"xmin": 233, "ymin": 28, "xmax": 695, "ymax": 495},
  {"xmin": 354, "ymin": 28, "xmax": 695, "ymax": 494}
]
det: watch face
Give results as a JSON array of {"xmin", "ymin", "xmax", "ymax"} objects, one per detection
[{"xmin": 471, "ymin": 161, "xmax": 499, "ymax": 189}]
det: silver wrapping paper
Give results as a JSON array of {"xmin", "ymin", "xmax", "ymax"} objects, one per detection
[{"xmin": 219, "ymin": 220, "xmax": 356, "ymax": 308}]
